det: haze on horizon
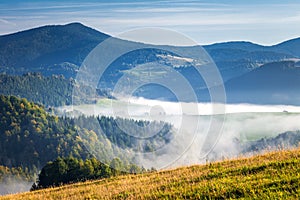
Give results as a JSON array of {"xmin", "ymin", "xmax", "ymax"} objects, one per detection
[{"xmin": 1, "ymin": 0, "xmax": 300, "ymax": 45}]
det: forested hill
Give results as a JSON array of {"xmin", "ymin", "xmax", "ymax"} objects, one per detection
[
  {"xmin": 0, "ymin": 95, "xmax": 175, "ymax": 195},
  {"xmin": 0, "ymin": 73, "xmax": 111, "ymax": 107},
  {"xmin": 0, "ymin": 95, "xmax": 88, "ymax": 170},
  {"xmin": 0, "ymin": 95, "xmax": 174, "ymax": 171},
  {"xmin": 0, "ymin": 73, "xmax": 74, "ymax": 107},
  {"xmin": 0, "ymin": 23, "xmax": 109, "ymax": 77}
]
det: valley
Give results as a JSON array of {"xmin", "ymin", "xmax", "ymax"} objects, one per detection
[{"xmin": 1, "ymin": 21, "xmax": 300, "ymax": 198}]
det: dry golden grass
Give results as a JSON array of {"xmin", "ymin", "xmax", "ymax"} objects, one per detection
[{"xmin": 1, "ymin": 148, "xmax": 300, "ymax": 199}]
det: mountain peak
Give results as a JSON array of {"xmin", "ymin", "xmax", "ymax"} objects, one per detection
[
  {"xmin": 0, "ymin": 22, "xmax": 110, "ymax": 70},
  {"xmin": 64, "ymin": 22, "xmax": 85, "ymax": 27},
  {"xmin": 0, "ymin": 22, "xmax": 110, "ymax": 40}
]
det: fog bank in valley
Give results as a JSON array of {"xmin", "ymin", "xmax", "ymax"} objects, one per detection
[{"xmin": 58, "ymin": 97, "xmax": 300, "ymax": 169}]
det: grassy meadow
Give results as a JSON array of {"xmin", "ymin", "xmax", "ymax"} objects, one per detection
[{"xmin": 1, "ymin": 148, "xmax": 300, "ymax": 199}]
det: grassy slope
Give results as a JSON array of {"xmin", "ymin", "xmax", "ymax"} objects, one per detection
[{"xmin": 1, "ymin": 148, "xmax": 300, "ymax": 200}]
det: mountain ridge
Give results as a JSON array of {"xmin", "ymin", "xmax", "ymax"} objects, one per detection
[
  {"xmin": 1, "ymin": 22, "xmax": 299, "ymax": 71},
  {"xmin": 2, "ymin": 23, "xmax": 299, "ymax": 48},
  {"xmin": 1, "ymin": 22, "xmax": 300, "ymax": 105}
]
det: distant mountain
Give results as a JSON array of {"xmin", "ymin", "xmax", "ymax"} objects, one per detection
[
  {"xmin": 273, "ymin": 37, "xmax": 300, "ymax": 57},
  {"xmin": 0, "ymin": 22, "xmax": 298, "ymax": 80},
  {"xmin": 1, "ymin": 23, "xmax": 300, "ymax": 105},
  {"xmin": 204, "ymin": 41, "xmax": 265, "ymax": 51},
  {"xmin": 225, "ymin": 60, "xmax": 300, "ymax": 105},
  {"xmin": 0, "ymin": 23, "xmax": 109, "ymax": 78},
  {"xmin": 203, "ymin": 41, "xmax": 298, "ymax": 81},
  {"xmin": 204, "ymin": 38, "xmax": 300, "ymax": 59}
]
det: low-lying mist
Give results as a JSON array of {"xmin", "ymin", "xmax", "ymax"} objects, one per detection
[
  {"xmin": 58, "ymin": 97, "xmax": 300, "ymax": 169},
  {"xmin": 0, "ymin": 175, "xmax": 32, "ymax": 196}
]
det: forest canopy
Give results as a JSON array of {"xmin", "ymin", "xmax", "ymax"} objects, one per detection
[{"xmin": 0, "ymin": 95, "xmax": 173, "ymax": 185}]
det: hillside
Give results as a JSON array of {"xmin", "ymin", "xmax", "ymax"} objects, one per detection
[
  {"xmin": 0, "ymin": 94, "xmax": 173, "ymax": 172},
  {"xmin": 0, "ymin": 73, "xmax": 100, "ymax": 107},
  {"xmin": 0, "ymin": 73, "xmax": 75, "ymax": 107},
  {"xmin": 0, "ymin": 95, "xmax": 89, "ymax": 170},
  {"xmin": 1, "ymin": 148, "xmax": 299, "ymax": 199},
  {"xmin": 225, "ymin": 60, "xmax": 300, "ymax": 105}
]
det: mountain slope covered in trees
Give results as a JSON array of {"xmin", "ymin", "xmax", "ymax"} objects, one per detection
[
  {"xmin": 0, "ymin": 73, "xmax": 74, "ymax": 107},
  {"xmin": 0, "ymin": 95, "xmax": 174, "ymax": 172},
  {"xmin": 0, "ymin": 73, "xmax": 100, "ymax": 107},
  {"xmin": 0, "ymin": 95, "xmax": 88, "ymax": 170},
  {"xmin": 0, "ymin": 23, "xmax": 109, "ymax": 78}
]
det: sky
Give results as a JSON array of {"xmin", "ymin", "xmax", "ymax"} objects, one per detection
[{"xmin": 1, "ymin": 0, "xmax": 300, "ymax": 45}]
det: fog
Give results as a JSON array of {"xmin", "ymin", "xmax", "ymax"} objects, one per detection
[
  {"xmin": 0, "ymin": 175, "xmax": 32, "ymax": 196},
  {"xmin": 62, "ymin": 97, "xmax": 300, "ymax": 116},
  {"xmin": 58, "ymin": 97, "xmax": 300, "ymax": 169}
]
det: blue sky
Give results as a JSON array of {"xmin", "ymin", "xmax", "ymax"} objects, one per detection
[{"xmin": 1, "ymin": 0, "xmax": 300, "ymax": 45}]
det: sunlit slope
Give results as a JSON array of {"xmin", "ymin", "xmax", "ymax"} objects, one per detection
[{"xmin": 2, "ymin": 148, "xmax": 300, "ymax": 199}]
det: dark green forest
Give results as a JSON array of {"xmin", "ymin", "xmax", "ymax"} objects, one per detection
[
  {"xmin": 0, "ymin": 73, "xmax": 74, "ymax": 107},
  {"xmin": 0, "ymin": 95, "xmax": 88, "ymax": 170},
  {"xmin": 0, "ymin": 95, "xmax": 173, "ymax": 189},
  {"xmin": 0, "ymin": 73, "xmax": 114, "ymax": 107}
]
